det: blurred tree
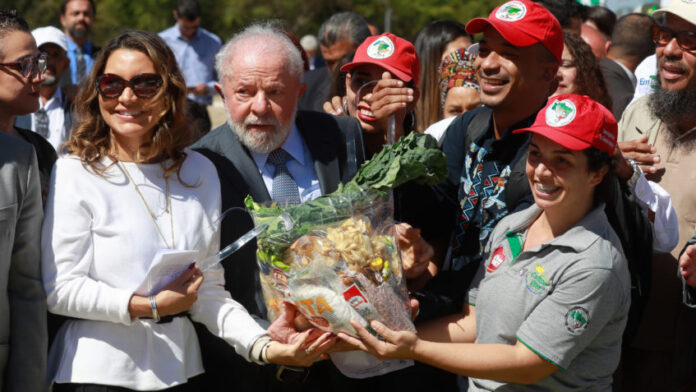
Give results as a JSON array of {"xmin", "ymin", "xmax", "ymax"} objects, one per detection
[{"xmin": 5, "ymin": 0, "xmax": 501, "ymax": 46}]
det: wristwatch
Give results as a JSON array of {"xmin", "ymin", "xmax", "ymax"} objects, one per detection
[{"xmin": 625, "ymin": 158, "xmax": 642, "ymax": 189}]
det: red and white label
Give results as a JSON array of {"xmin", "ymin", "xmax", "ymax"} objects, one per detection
[{"xmin": 487, "ymin": 247, "xmax": 506, "ymax": 273}]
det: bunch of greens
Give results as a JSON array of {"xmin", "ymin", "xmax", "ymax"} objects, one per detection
[{"xmin": 245, "ymin": 132, "xmax": 447, "ymax": 271}]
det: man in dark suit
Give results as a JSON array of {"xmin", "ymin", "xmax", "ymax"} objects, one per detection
[
  {"xmin": 192, "ymin": 22, "xmax": 365, "ymax": 391},
  {"xmin": 599, "ymin": 13, "xmax": 654, "ymax": 120}
]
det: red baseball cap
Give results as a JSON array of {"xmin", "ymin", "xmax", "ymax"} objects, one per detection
[
  {"xmin": 466, "ymin": 0, "xmax": 563, "ymax": 64},
  {"xmin": 340, "ymin": 33, "xmax": 420, "ymax": 85},
  {"xmin": 513, "ymin": 94, "xmax": 618, "ymax": 153}
]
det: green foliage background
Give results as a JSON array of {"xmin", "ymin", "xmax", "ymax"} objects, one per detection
[{"xmin": 7, "ymin": 0, "xmax": 502, "ymax": 46}]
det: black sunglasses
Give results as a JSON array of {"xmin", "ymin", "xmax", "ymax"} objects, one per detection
[
  {"xmin": 96, "ymin": 73, "xmax": 163, "ymax": 99},
  {"xmin": 651, "ymin": 24, "xmax": 696, "ymax": 52},
  {"xmin": 0, "ymin": 53, "xmax": 48, "ymax": 78}
]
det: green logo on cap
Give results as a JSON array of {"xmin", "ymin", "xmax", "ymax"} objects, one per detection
[
  {"xmin": 496, "ymin": 1, "xmax": 527, "ymax": 21},
  {"xmin": 367, "ymin": 36, "xmax": 395, "ymax": 59},
  {"xmin": 545, "ymin": 99, "xmax": 577, "ymax": 127}
]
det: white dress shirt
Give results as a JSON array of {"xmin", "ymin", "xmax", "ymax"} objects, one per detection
[
  {"xmin": 251, "ymin": 123, "xmax": 322, "ymax": 202},
  {"xmin": 42, "ymin": 150, "xmax": 268, "ymax": 390},
  {"xmin": 14, "ymin": 87, "xmax": 71, "ymax": 151}
]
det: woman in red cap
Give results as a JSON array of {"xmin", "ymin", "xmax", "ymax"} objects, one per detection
[
  {"xmin": 340, "ymin": 94, "xmax": 631, "ymax": 391},
  {"xmin": 324, "ymin": 32, "xmax": 421, "ymax": 158}
]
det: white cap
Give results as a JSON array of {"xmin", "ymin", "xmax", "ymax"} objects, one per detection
[
  {"xmin": 654, "ymin": 0, "xmax": 696, "ymax": 27},
  {"xmin": 32, "ymin": 26, "xmax": 68, "ymax": 52}
]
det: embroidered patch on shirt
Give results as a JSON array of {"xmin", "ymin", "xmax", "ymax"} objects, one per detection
[
  {"xmin": 565, "ymin": 306, "xmax": 590, "ymax": 335},
  {"xmin": 525, "ymin": 264, "xmax": 550, "ymax": 294}
]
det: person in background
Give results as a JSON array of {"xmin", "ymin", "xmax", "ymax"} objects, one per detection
[
  {"xmin": 424, "ymin": 47, "xmax": 480, "ymax": 145},
  {"xmin": 599, "ymin": 13, "xmax": 654, "ymax": 120},
  {"xmin": 616, "ymin": 1, "xmax": 696, "ymax": 389},
  {"xmin": 0, "ymin": 9, "xmax": 47, "ymax": 391},
  {"xmin": 159, "ymin": 0, "xmax": 221, "ymax": 139},
  {"xmin": 342, "ymin": 94, "xmax": 630, "ymax": 392},
  {"xmin": 414, "ymin": 20, "xmax": 472, "ymax": 132},
  {"xmin": 552, "ymin": 33, "xmax": 612, "ymax": 110},
  {"xmin": 59, "ymin": 0, "xmax": 97, "ymax": 86},
  {"xmin": 580, "ymin": 23, "xmax": 607, "ymax": 59},
  {"xmin": 299, "ymin": 11, "xmax": 370, "ymax": 112},
  {"xmin": 585, "ymin": 5, "xmax": 616, "ymax": 40},
  {"xmin": 300, "ymin": 34, "xmax": 323, "ymax": 70},
  {"xmin": 43, "ymin": 29, "xmax": 330, "ymax": 392},
  {"xmin": 535, "ymin": 0, "xmax": 586, "ymax": 33},
  {"xmin": 15, "ymin": 26, "xmax": 73, "ymax": 153}
]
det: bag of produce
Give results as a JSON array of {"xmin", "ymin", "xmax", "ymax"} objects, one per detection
[{"xmin": 245, "ymin": 132, "xmax": 447, "ymax": 337}]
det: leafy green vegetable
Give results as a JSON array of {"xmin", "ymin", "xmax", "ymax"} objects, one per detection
[{"xmin": 246, "ymin": 132, "xmax": 447, "ymax": 265}]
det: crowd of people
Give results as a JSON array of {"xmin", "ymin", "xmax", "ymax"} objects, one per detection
[{"xmin": 2, "ymin": 0, "xmax": 696, "ymax": 390}]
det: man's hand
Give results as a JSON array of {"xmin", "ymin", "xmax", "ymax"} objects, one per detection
[
  {"xmin": 618, "ymin": 136, "xmax": 660, "ymax": 174},
  {"xmin": 395, "ymin": 223, "xmax": 433, "ymax": 280},
  {"xmin": 679, "ymin": 244, "xmax": 696, "ymax": 287}
]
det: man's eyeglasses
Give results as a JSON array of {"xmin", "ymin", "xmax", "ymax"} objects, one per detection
[
  {"xmin": 651, "ymin": 24, "xmax": 696, "ymax": 52},
  {"xmin": 0, "ymin": 53, "xmax": 48, "ymax": 78},
  {"xmin": 96, "ymin": 73, "xmax": 163, "ymax": 99}
]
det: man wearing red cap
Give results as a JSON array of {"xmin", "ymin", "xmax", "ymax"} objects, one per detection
[
  {"xmin": 615, "ymin": 0, "xmax": 696, "ymax": 389},
  {"xmin": 419, "ymin": 0, "xmax": 561, "ymax": 320}
]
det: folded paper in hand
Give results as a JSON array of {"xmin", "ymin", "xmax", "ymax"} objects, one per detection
[{"xmin": 135, "ymin": 249, "xmax": 199, "ymax": 297}]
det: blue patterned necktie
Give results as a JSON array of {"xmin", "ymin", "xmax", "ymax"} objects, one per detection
[
  {"xmin": 268, "ymin": 149, "xmax": 301, "ymax": 205},
  {"xmin": 76, "ymin": 46, "xmax": 86, "ymax": 85},
  {"xmin": 34, "ymin": 108, "xmax": 49, "ymax": 138}
]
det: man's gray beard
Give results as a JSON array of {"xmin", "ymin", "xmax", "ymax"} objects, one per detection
[
  {"xmin": 42, "ymin": 74, "xmax": 57, "ymax": 86},
  {"xmin": 69, "ymin": 25, "xmax": 90, "ymax": 39},
  {"xmin": 226, "ymin": 111, "xmax": 296, "ymax": 154},
  {"xmin": 649, "ymin": 82, "xmax": 696, "ymax": 137}
]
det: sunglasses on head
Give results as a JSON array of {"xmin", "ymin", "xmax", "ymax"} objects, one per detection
[
  {"xmin": 0, "ymin": 53, "xmax": 48, "ymax": 78},
  {"xmin": 96, "ymin": 73, "xmax": 163, "ymax": 99},
  {"xmin": 651, "ymin": 24, "xmax": 696, "ymax": 52}
]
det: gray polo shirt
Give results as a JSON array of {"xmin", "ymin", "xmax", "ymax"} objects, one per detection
[{"xmin": 466, "ymin": 204, "xmax": 630, "ymax": 391}]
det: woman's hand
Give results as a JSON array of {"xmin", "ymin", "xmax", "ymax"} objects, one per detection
[
  {"xmin": 365, "ymin": 72, "xmax": 415, "ymax": 122},
  {"xmin": 128, "ymin": 264, "xmax": 203, "ymax": 319},
  {"xmin": 155, "ymin": 264, "xmax": 203, "ymax": 316},
  {"xmin": 396, "ymin": 223, "xmax": 434, "ymax": 280},
  {"xmin": 337, "ymin": 320, "xmax": 419, "ymax": 361},
  {"xmin": 323, "ymin": 96, "xmax": 347, "ymax": 116},
  {"xmin": 268, "ymin": 302, "xmax": 320, "ymax": 343},
  {"xmin": 266, "ymin": 329, "xmax": 337, "ymax": 367}
]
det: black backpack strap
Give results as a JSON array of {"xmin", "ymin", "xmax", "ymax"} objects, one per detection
[{"xmin": 463, "ymin": 107, "xmax": 493, "ymax": 151}]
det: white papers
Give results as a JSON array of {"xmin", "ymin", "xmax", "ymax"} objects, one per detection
[{"xmin": 135, "ymin": 249, "xmax": 199, "ymax": 296}]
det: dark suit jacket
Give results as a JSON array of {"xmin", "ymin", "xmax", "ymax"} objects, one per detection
[
  {"xmin": 191, "ymin": 110, "xmax": 365, "ymax": 391},
  {"xmin": 600, "ymin": 58, "xmax": 635, "ymax": 121}
]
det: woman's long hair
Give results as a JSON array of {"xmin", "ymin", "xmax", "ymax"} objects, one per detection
[
  {"xmin": 564, "ymin": 33, "xmax": 613, "ymax": 112},
  {"xmin": 65, "ymin": 30, "xmax": 191, "ymax": 180},
  {"xmin": 414, "ymin": 20, "xmax": 469, "ymax": 132}
]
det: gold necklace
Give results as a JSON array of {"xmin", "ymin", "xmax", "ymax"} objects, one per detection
[{"xmin": 119, "ymin": 162, "xmax": 174, "ymax": 249}]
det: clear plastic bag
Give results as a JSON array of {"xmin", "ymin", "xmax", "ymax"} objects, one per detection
[{"xmin": 252, "ymin": 189, "xmax": 415, "ymax": 337}]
